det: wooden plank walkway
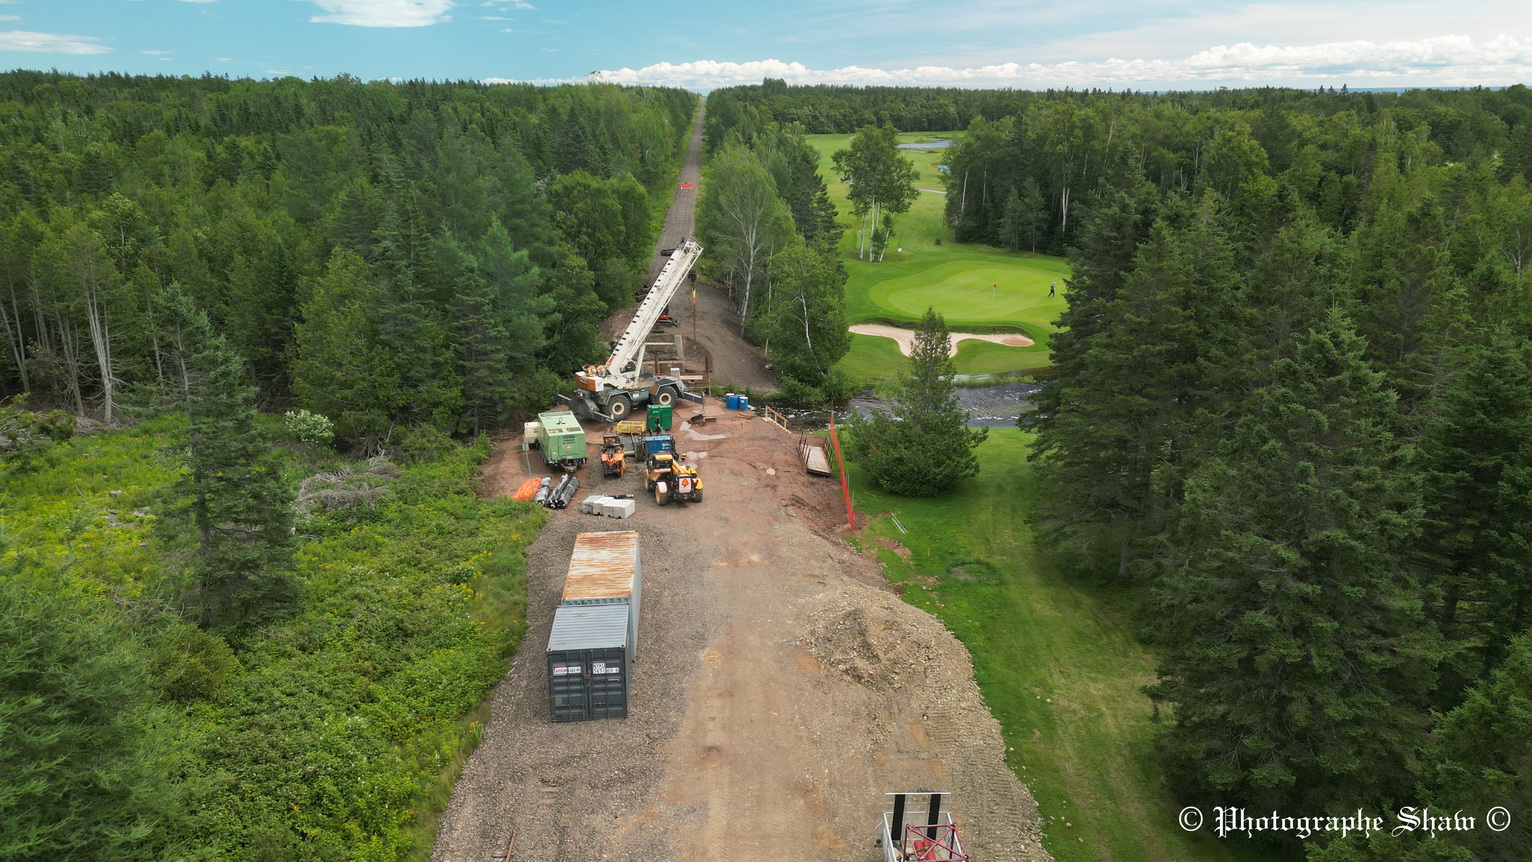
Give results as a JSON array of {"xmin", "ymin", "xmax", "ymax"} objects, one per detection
[{"xmin": 800, "ymin": 437, "xmax": 832, "ymax": 476}]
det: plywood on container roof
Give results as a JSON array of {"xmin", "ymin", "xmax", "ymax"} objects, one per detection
[{"xmin": 562, "ymin": 530, "xmax": 639, "ymax": 602}]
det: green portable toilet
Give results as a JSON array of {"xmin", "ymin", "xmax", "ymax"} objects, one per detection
[{"xmin": 646, "ymin": 405, "xmax": 672, "ymax": 432}]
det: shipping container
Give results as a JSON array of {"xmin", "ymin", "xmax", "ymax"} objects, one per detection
[
  {"xmin": 546, "ymin": 604, "xmax": 630, "ymax": 722},
  {"xmin": 561, "ymin": 531, "xmax": 641, "ymax": 660}
]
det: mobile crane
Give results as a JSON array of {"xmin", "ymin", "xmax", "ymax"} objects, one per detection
[{"xmin": 559, "ymin": 238, "xmax": 705, "ymax": 422}]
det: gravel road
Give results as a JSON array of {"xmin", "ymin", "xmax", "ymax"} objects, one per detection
[
  {"xmin": 433, "ymin": 100, "xmax": 1050, "ymax": 862},
  {"xmin": 431, "ymin": 410, "xmax": 1051, "ymax": 862}
]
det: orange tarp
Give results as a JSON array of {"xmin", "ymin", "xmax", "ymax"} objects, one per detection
[{"xmin": 511, "ymin": 477, "xmax": 541, "ymax": 501}]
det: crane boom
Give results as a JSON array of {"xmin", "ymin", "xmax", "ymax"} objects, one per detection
[
  {"xmin": 604, "ymin": 237, "xmax": 701, "ymax": 376},
  {"xmin": 561, "ymin": 237, "xmax": 705, "ymax": 422}
]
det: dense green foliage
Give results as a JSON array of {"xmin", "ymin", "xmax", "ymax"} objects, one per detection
[
  {"xmin": 1149, "ymin": 314, "xmax": 1438, "ymax": 814},
  {"xmin": 706, "ymin": 79, "xmax": 1064, "ymax": 139},
  {"xmin": 715, "ymin": 82, "xmax": 1532, "ymax": 259},
  {"xmin": 0, "ymin": 71, "xmax": 696, "ymax": 441},
  {"xmin": 0, "ymin": 572, "xmax": 197, "ymax": 861},
  {"xmin": 937, "ymin": 84, "xmax": 1532, "ymax": 856},
  {"xmin": 845, "ymin": 308, "xmax": 986, "ymax": 496},
  {"xmin": 845, "ymin": 430, "xmax": 1278, "ymax": 862},
  {"xmin": 698, "ymin": 121, "xmax": 851, "ymax": 400},
  {"xmin": 0, "ymin": 422, "xmax": 541, "ymax": 858},
  {"xmin": 0, "ymin": 69, "xmax": 690, "ymax": 860},
  {"xmin": 156, "ymin": 285, "xmax": 297, "ymax": 628},
  {"xmin": 830, "ymin": 123, "xmax": 919, "ymax": 260}
]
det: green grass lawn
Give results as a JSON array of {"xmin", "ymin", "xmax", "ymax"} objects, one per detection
[
  {"xmin": 807, "ymin": 132, "xmax": 1070, "ymax": 379},
  {"xmin": 844, "ymin": 430, "xmax": 1287, "ymax": 862}
]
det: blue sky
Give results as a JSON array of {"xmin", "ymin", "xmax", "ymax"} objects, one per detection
[{"xmin": 1, "ymin": 0, "xmax": 1529, "ymax": 91}]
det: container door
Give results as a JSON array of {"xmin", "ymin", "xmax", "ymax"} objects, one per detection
[
  {"xmin": 549, "ymin": 655, "xmax": 589, "ymax": 722},
  {"xmin": 586, "ymin": 648, "xmax": 628, "ymax": 720}
]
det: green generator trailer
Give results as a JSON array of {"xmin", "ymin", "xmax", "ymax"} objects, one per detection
[{"xmin": 536, "ymin": 411, "xmax": 588, "ymax": 471}]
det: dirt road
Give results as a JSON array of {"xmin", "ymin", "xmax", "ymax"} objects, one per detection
[
  {"xmin": 432, "ymin": 100, "xmax": 1049, "ymax": 862},
  {"xmin": 599, "ymin": 99, "xmax": 777, "ymax": 395},
  {"xmin": 430, "ymin": 411, "xmax": 1050, "ymax": 861}
]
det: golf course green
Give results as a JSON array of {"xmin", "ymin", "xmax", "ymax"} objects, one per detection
[{"xmin": 807, "ymin": 132, "xmax": 1070, "ymax": 378}]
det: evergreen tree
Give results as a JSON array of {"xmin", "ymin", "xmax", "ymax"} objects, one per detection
[
  {"xmin": 1415, "ymin": 333, "xmax": 1532, "ymax": 700},
  {"xmin": 157, "ymin": 286, "xmax": 295, "ymax": 629},
  {"xmin": 1308, "ymin": 634, "xmax": 1532, "ymax": 862},
  {"xmin": 1347, "ymin": 159, "xmax": 1458, "ymax": 398},
  {"xmin": 537, "ymin": 252, "xmax": 607, "ymax": 372},
  {"xmin": 757, "ymin": 123, "xmax": 842, "ymax": 250},
  {"xmin": 1149, "ymin": 310, "xmax": 1438, "ymax": 814},
  {"xmin": 1032, "ymin": 202, "xmax": 1237, "ymax": 579},
  {"xmin": 291, "ymin": 249, "xmax": 393, "ymax": 446},
  {"xmin": 435, "ymin": 221, "xmax": 555, "ymax": 431},
  {"xmin": 1031, "ymin": 178, "xmax": 1159, "ymax": 426},
  {"xmin": 1411, "ymin": 632, "xmax": 1532, "ymax": 860},
  {"xmin": 371, "ymin": 213, "xmax": 462, "ymax": 432},
  {"xmin": 845, "ymin": 308, "xmax": 986, "ymax": 496},
  {"xmin": 225, "ymin": 234, "xmax": 299, "ymax": 396},
  {"xmin": 0, "ymin": 571, "xmax": 195, "ymax": 860}
]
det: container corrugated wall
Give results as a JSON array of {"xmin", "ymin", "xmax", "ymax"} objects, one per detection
[
  {"xmin": 560, "ymin": 531, "xmax": 641, "ymax": 661},
  {"xmin": 546, "ymin": 604, "xmax": 629, "ymax": 721}
]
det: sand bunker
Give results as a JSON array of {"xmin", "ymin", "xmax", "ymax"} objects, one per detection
[{"xmin": 850, "ymin": 323, "xmax": 1034, "ymax": 357}]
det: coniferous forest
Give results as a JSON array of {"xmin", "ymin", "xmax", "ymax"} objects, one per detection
[
  {"xmin": 0, "ymin": 70, "xmax": 697, "ymax": 860},
  {"xmin": 0, "ymin": 71, "xmax": 699, "ymax": 435},
  {"xmin": 5, "ymin": 70, "xmax": 1532, "ymax": 861},
  {"xmin": 711, "ymin": 80, "xmax": 1532, "ymax": 860}
]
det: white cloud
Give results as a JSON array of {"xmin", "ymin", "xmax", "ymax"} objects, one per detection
[
  {"xmin": 476, "ymin": 15, "xmax": 509, "ymax": 20},
  {"xmin": 0, "ymin": 31, "xmax": 112, "ymax": 54},
  {"xmin": 1049, "ymin": 2, "xmax": 1532, "ymax": 67},
  {"xmin": 142, "ymin": 49, "xmax": 171, "ymax": 55},
  {"xmin": 306, "ymin": 0, "xmax": 454, "ymax": 28},
  {"xmin": 178, "ymin": 0, "xmax": 218, "ymax": 4},
  {"xmin": 0, "ymin": 15, "xmax": 18, "ymax": 21},
  {"xmin": 569, "ymin": 36, "xmax": 1532, "ymax": 91}
]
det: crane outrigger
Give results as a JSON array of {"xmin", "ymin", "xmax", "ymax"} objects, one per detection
[{"xmin": 559, "ymin": 237, "xmax": 706, "ymax": 422}]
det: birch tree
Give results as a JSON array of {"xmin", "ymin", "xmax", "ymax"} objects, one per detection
[
  {"xmin": 37, "ymin": 220, "xmax": 123, "ymax": 422},
  {"xmin": 697, "ymin": 143, "xmax": 793, "ymax": 329},
  {"xmin": 831, "ymin": 124, "xmax": 918, "ymax": 261},
  {"xmin": 761, "ymin": 240, "xmax": 850, "ymax": 392}
]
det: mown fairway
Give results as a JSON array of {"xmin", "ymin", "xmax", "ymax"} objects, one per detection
[
  {"xmin": 847, "ymin": 431, "xmax": 1284, "ymax": 862},
  {"xmin": 807, "ymin": 132, "xmax": 1068, "ymax": 378}
]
